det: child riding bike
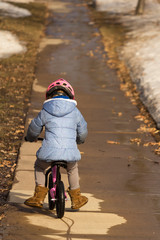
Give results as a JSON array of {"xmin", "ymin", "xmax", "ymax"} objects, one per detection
[{"xmin": 24, "ymin": 78, "xmax": 88, "ymax": 210}]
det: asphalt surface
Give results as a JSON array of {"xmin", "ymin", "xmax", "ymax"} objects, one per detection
[{"xmin": 2, "ymin": 0, "xmax": 160, "ymax": 239}]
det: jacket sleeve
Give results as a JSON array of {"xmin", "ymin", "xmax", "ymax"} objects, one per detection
[
  {"xmin": 76, "ymin": 109, "xmax": 88, "ymax": 144},
  {"xmin": 26, "ymin": 111, "xmax": 44, "ymax": 142}
]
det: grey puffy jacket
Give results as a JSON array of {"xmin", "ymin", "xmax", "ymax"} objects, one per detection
[{"xmin": 26, "ymin": 97, "xmax": 88, "ymax": 162}]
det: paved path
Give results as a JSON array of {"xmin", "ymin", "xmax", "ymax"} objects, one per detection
[{"xmin": 2, "ymin": 0, "xmax": 160, "ymax": 239}]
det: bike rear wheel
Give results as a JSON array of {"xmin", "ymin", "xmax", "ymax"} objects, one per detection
[
  {"xmin": 56, "ymin": 181, "xmax": 65, "ymax": 218},
  {"xmin": 48, "ymin": 174, "xmax": 56, "ymax": 210}
]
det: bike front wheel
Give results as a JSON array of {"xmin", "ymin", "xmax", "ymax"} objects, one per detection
[
  {"xmin": 56, "ymin": 181, "xmax": 65, "ymax": 218},
  {"xmin": 48, "ymin": 174, "xmax": 56, "ymax": 210}
]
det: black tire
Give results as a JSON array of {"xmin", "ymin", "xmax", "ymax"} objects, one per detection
[
  {"xmin": 48, "ymin": 174, "xmax": 56, "ymax": 210},
  {"xmin": 56, "ymin": 181, "xmax": 65, "ymax": 218}
]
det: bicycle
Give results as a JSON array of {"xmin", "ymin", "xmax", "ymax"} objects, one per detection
[
  {"xmin": 45, "ymin": 160, "xmax": 68, "ymax": 219},
  {"xmin": 25, "ymin": 137, "xmax": 68, "ymax": 218}
]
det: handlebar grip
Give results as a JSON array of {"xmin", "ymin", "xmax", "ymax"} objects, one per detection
[{"xmin": 24, "ymin": 136, "xmax": 28, "ymax": 141}]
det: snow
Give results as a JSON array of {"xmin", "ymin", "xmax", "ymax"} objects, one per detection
[
  {"xmin": 0, "ymin": 1, "xmax": 31, "ymax": 59},
  {"xmin": 0, "ymin": 31, "xmax": 26, "ymax": 58},
  {"xmin": 0, "ymin": 2, "xmax": 31, "ymax": 18},
  {"xmin": 96, "ymin": 0, "xmax": 136, "ymax": 13},
  {"xmin": 96, "ymin": 0, "xmax": 160, "ymax": 129}
]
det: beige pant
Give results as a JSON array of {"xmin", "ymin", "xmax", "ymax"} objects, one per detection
[{"xmin": 34, "ymin": 159, "xmax": 80, "ymax": 190}]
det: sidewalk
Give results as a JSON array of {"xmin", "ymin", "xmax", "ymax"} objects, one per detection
[{"xmin": 2, "ymin": 0, "xmax": 160, "ymax": 239}]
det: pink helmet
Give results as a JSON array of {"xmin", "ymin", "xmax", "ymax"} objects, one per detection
[{"xmin": 46, "ymin": 78, "xmax": 75, "ymax": 99}]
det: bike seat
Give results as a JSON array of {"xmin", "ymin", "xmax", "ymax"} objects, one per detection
[{"xmin": 51, "ymin": 161, "xmax": 67, "ymax": 169}]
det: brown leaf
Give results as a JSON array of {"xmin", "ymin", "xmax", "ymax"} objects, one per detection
[
  {"xmin": 130, "ymin": 138, "xmax": 141, "ymax": 146},
  {"xmin": 107, "ymin": 140, "xmax": 120, "ymax": 145}
]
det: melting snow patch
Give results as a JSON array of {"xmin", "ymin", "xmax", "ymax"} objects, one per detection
[
  {"xmin": 0, "ymin": 31, "xmax": 26, "ymax": 59},
  {"xmin": 97, "ymin": 0, "xmax": 160, "ymax": 128},
  {"xmin": 96, "ymin": 0, "xmax": 136, "ymax": 12},
  {"xmin": 0, "ymin": 2, "xmax": 31, "ymax": 18}
]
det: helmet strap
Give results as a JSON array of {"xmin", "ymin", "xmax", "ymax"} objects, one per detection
[{"xmin": 46, "ymin": 89, "xmax": 69, "ymax": 99}]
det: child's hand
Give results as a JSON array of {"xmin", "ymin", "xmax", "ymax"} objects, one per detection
[
  {"xmin": 24, "ymin": 136, "xmax": 28, "ymax": 141},
  {"xmin": 25, "ymin": 136, "xmax": 38, "ymax": 142}
]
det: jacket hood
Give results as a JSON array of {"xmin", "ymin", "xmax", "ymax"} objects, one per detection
[{"xmin": 43, "ymin": 98, "xmax": 77, "ymax": 117}]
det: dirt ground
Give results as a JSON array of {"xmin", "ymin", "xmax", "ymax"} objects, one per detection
[{"xmin": 0, "ymin": 2, "xmax": 47, "ymax": 213}]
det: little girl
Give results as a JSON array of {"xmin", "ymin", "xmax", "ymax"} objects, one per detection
[{"xmin": 24, "ymin": 78, "xmax": 88, "ymax": 209}]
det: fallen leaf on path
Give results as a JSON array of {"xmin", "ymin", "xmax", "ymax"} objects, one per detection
[
  {"xmin": 93, "ymin": 32, "xmax": 100, "ymax": 37},
  {"xmin": 130, "ymin": 138, "xmax": 141, "ymax": 145},
  {"xmin": 0, "ymin": 214, "xmax": 5, "ymax": 221},
  {"xmin": 134, "ymin": 114, "xmax": 145, "ymax": 121},
  {"xmin": 88, "ymin": 50, "xmax": 94, "ymax": 57},
  {"xmin": 118, "ymin": 112, "xmax": 122, "ymax": 117},
  {"xmin": 155, "ymin": 148, "xmax": 160, "ymax": 155},
  {"xmin": 107, "ymin": 140, "xmax": 120, "ymax": 145},
  {"xmin": 143, "ymin": 142, "xmax": 160, "ymax": 147},
  {"xmin": 137, "ymin": 125, "xmax": 157, "ymax": 133}
]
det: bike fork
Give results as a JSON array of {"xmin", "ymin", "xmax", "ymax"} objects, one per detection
[
  {"xmin": 49, "ymin": 165, "xmax": 68, "ymax": 201},
  {"xmin": 49, "ymin": 165, "xmax": 57, "ymax": 200}
]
